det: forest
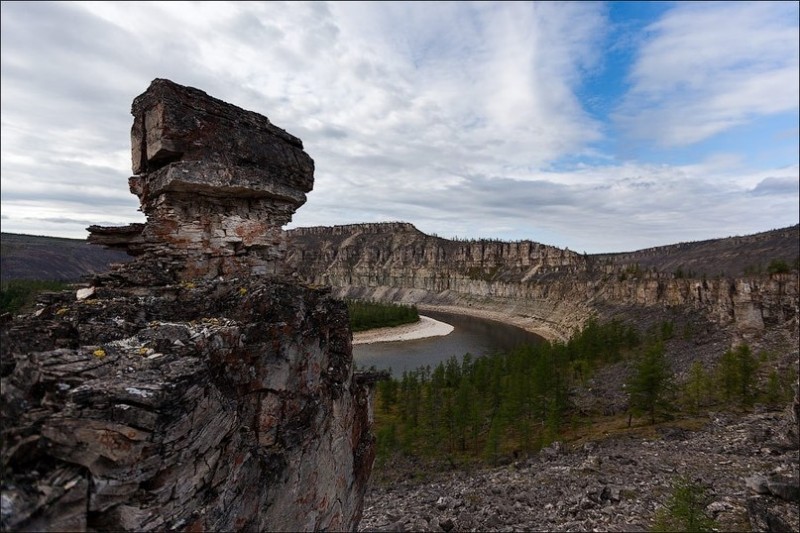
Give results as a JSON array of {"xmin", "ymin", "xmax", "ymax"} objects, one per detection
[
  {"xmin": 347, "ymin": 299, "xmax": 420, "ymax": 331},
  {"xmin": 371, "ymin": 318, "xmax": 796, "ymax": 466}
]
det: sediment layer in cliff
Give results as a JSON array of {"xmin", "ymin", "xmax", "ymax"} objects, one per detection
[
  {"xmin": 287, "ymin": 223, "xmax": 800, "ymax": 340},
  {"xmin": 89, "ymin": 78, "xmax": 315, "ymax": 285}
]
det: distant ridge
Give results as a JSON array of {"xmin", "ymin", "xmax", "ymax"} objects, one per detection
[
  {"xmin": 3, "ymin": 224, "xmax": 798, "ymax": 283},
  {"xmin": 288, "ymin": 223, "xmax": 800, "ymax": 278},
  {"xmin": 0, "ymin": 233, "xmax": 130, "ymax": 282},
  {"xmin": 592, "ymin": 224, "xmax": 800, "ymax": 278}
]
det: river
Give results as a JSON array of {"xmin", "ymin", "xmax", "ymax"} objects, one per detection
[{"xmin": 352, "ymin": 310, "xmax": 545, "ymax": 377}]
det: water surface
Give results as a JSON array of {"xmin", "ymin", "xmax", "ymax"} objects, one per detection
[{"xmin": 353, "ymin": 310, "xmax": 544, "ymax": 377}]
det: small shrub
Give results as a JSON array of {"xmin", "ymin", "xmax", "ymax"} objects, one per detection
[
  {"xmin": 767, "ymin": 259, "xmax": 790, "ymax": 275},
  {"xmin": 652, "ymin": 476, "xmax": 715, "ymax": 532}
]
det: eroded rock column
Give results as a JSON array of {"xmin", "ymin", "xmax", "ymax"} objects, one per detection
[
  {"xmin": 2, "ymin": 79, "xmax": 374, "ymax": 532},
  {"xmin": 89, "ymin": 78, "xmax": 314, "ymax": 284}
]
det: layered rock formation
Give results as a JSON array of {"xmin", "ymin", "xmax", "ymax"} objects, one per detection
[
  {"xmin": 1, "ymin": 281, "xmax": 372, "ymax": 531},
  {"xmin": 89, "ymin": 78, "xmax": 314, "ymax": 285},
  {"xmin": 286, "ymin": 223, "xmax": 800, "ymax": 341},
  {"xmin": 287, "ymin": 223, "xmax": 591, "ymax": 340},
  {"xmin": 1, "ymin": 79, "xmax": 374, "ymax": 532}
]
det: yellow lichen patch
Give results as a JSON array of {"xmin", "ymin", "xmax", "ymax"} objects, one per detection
[
  {"xmin": 93, "ymin": 349, "xmax": 106, "ymax": 358},
  {"xmin": 239, "ymin": 287, "xmax": 248, "ymax": 296},
  {"xmin": 56, "ymin": 307, "xmax": 69, "ymax": 315},
  {"xmin": 180, "ymin": 281, "xmax": 196, "ymax": 289}
]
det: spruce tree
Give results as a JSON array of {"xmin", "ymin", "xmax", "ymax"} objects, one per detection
[
  {"xmin": 717, "ymin": 343, "xmax": 758, "ymax": 407},
  {"xmin": 683, "ymin": 361, "xmax": 712, "ymax": 414}
]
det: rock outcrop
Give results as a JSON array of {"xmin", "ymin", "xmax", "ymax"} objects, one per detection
[
  {"xmin": 286, "ymin": 224, "xmax": 800, "ymax": 341},
  {"xmin": 89, "ymin": 78, "xmax": 314, "ymax": 285},
  {"xmin": 1, "ymin": 79, "xmax": 374, "ymax": 532}
]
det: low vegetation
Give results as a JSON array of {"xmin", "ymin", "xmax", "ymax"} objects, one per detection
[
  {"xmin": 0, "ymin": 279, "xmax": 70, "ymax": 314},
  {"xmin": 346, "ymin": 299, "xmax": 419, "ymax": 332},
  {"xmin": 651, "ymin": 476, "xmax": 716, "ymax": 532}
]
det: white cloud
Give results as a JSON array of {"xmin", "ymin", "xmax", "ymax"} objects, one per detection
[
  {"xmin": 616, "ymin": 1, "xmax": 799, "ymax": 147},
  {"xmin": 0, "ymin": 1, "xmax": 797, "ymax": 252}
]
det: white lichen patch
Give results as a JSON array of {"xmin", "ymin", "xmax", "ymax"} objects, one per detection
[{"xmin": 125, "ymin": 387, "xmax": 153, "ymax": 398}]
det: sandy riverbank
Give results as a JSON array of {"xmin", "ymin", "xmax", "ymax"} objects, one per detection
[
  {"xmin": 415, "ymin": 303, "xmax": 564, "ymax": 341},
  {"xmin": 352, "ymin": 315, "xmax": 454, "ymax": 345}
]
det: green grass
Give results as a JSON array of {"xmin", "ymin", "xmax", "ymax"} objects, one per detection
[{"xmin": 0, "ymin": 279, "xmax": 71, "ymax": 314}]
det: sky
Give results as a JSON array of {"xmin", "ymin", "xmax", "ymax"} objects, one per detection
[{"xmin": 1, "ymin": 1, "xmax": 798, "ymax": 254}]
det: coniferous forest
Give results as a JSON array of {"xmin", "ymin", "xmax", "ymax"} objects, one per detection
[
  {"xmin": 347, "ymin": 299, "xmax": 420, "ymax": 331},
  {"xmin": 371, "ymin": 318, "xmax": 796, "ymax": 466}
]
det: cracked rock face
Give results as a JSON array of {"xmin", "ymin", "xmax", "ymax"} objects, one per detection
[
  {"xmin": 286, "ymin": 223, "xmax": 799, "ymax": 341},
  {"xmin": 89, "ymin": 78, "xmax": 315, "ymax": 285},
  {"xmin": 1, "ymin": 280, "xmax": 374, "ymax": 532}
]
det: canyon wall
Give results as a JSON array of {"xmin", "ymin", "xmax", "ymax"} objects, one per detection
[
  {"xmin": 287, "ymin": 223, "xmax": 800, "ymax": 340},
  {"xmin": 1, "ymin": 79, "xmax": 374, "ymax": 532}
]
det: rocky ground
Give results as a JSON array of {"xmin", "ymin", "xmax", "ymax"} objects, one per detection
[{"xmin": 360, "ymin": 406, "xmax": 799, "ymax": 532}]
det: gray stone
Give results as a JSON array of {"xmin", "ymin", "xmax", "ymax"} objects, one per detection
[{"xmin": 89, "ymin": 78, "xmax": 315, "ymax": 285}]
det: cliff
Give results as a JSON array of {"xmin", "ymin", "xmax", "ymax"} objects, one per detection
[
  {"xmin": 1, "ymin": 80, "xmax": 374, "ymax": 531},
  {"xmin": 1, "ymin": 280, "xmax": 372, "ymax": 531},
  {"xmin": 286, "ymin": 223, "xmax": 800, "ymax": 341}
]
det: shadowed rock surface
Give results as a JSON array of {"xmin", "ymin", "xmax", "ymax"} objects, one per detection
[
  {"xmin": 1, "ymin": 79, "xmax": 374, "ymax": 532},
  {"xmin": 1, "ymin": 280, "xmax": 373, "ymax": 531}
]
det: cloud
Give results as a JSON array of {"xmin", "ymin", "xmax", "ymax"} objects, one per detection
[
  {"xmin": 615, "ymin": 2, "xmax": 799, "ymax": 147},
  {"xmin": 750, "ymin": 176, "xmax": 800, "ymax": 197},
  {"xmin": 28, "ymin": 216, "xmax": 123, "ymax": 227},
  {"xmin": 292, "ymin": 160, "xmax": 800, "ymax": 253},
  {"xmin": 0, "ymin": 2, "xmax": 797, "ymax": 252}
]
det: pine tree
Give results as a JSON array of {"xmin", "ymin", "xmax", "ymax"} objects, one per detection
[
  {"xmin": 717, "ymin": 343, "xmax": 758, "ymax": 407},
  {"xmin": 683, "ymin": 361, "xmax": 712, "ymax": 414}
]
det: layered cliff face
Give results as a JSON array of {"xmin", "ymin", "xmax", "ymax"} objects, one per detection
[
  {"xmin": 1, "ymin": 80, "xmax": 374, "ymax": 532},
  {"xmin": 286, "ymin": 223, "xmax": 800, "ymax": 340}
]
